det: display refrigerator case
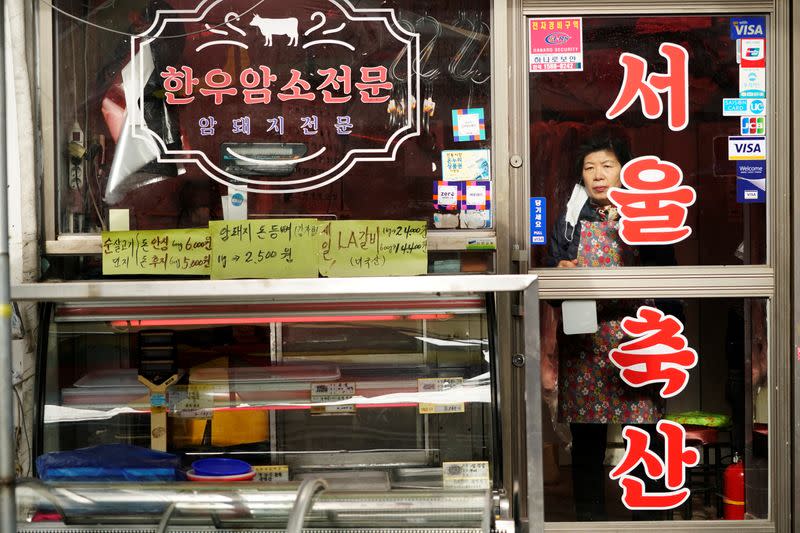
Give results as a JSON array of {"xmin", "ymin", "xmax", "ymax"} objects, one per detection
[{"xmin": 15, "ymin": 275, "xmax": 540, "ymax": 533}]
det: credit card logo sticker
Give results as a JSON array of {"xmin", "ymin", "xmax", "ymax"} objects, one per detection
[
  {"xmin": 730, "ymin": 17, "xmax": 765, "ymax": 39},
  {"xmin": 728, "ymin": 136, "xmax": 766, "ymax": 160}
]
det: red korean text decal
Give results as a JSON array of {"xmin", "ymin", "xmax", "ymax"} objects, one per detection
[
  {"xmin": 610, "ymin": 420, "xmax": 700, "ymax": 510},
  {"xmin": 609, "ymin": 305, "xmax": 698, "ymax": 398},
  {"xmin": 608, "ymin": 156, "xmax": 696, "ymax": 245},
  {"xmin": 606, "ymin": 43, "xmax": 689, "ymax": 132}
]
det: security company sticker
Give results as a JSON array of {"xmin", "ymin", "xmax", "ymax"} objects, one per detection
[
  {"xmin": 310, "ymin": 382, "xmax": 356, "ymax": 415},
  {"xmin": 722, "ymin": 98, "xmax": 765, "ymax": 116},
  {"xmin": 529, "ymin": 17, "xmax": 583, "ymax": 72},
  {"xmin": 442, "ymin": 461, "xmax": 491, "ymax": 490},
  {"xmin": 530, "ymin": 197, "xmax": 546, "ymax": 245},
  {"xmin": 728, "ymin": 136, "xmax": 766, "ymax": 160},
  {"xmin": 740, "ymin": 38, "xmax": 766, "ymax": 68},
  {"xmin": 739, "ymin": 68, "xmax": 765, "ymax": 98},
  {"xmin": 254, "ymin": 465, "xmax": 289, "ymax": 483},
  {"xmin": 418, "ymin": 377, "xmax": 464, "ymax": 414},
  {"xmin": 730, "ymin": 16, "xmax": 765, "ymax": 40},
  {"xmin": 740, "ymin": 116, "xmax": 765, "ymax": 136},
  {"xmin": 736, "ymin": 160, "xmax": 766, "ymax": 203}
]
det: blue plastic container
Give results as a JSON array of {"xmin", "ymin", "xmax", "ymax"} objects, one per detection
[{"xmin": 191, "ymin": 458, "xmax": 252, "ymax": 476}]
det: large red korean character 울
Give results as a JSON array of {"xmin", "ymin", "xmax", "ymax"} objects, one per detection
[
  {"xmin": 199, "ymin": 68, "xmax": 238, "ymax": 105},
  {"xmin": 161, "ymin": 66, "xmax": 199, "ymax": 104},
  {"xmin": 354, "ymin": 66, "xmax": 392, "ymax": 103},
  {"xmin": 610, "ymin": 420, "xmax": 700, "ymax": 510},
  {"xmin": 606, "ymin": 43, "xmax": 689, "ymax": 131},
  {"xmin": 609, "ymin": 305, "xmax": 698, "ymax": 398},
  {"xmin": 608, "ymin": 156, "xmax": 696, "ymax": 245},
  {"xmin": 277, "ymin": 69, "xmax": 315, "ymax": 102}
]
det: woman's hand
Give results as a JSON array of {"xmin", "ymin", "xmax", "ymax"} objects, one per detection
[{"xmin": 557, "ymin": 259, "xmax": 578, "ymax": 268}]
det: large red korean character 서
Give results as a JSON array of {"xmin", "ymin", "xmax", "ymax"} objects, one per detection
[
  {"xmin": 608, "ymin": 155, "xmax": 696, "ymax": 245},
  {"xmin": 610, "ymin": 420, "xmax": 700, "ymax": 510},
  {"xmin": 606, "ymin": 43, "xmax": 689, "ymax": 131},
  {"xmin": 609, "ymin": 305, "xmax": 698, "ymax": 398}
]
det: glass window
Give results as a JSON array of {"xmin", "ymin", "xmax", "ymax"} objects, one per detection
[
  {"xmin": 539, "ymin": 297, "xmax": 768, "ymax": 521},
  {"xmin": 53, "ymin": 0, "xmax": 491, "ymax": 233},
  {"xmin": 528, "ymin": 15, "xmax": 767, "ymax": 268},
  {"xmin": 40, "ymin": 297, "xmax": 497, "ymax": 485}
]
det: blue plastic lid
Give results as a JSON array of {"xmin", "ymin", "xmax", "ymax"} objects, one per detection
[{"xmin": 191, "ymin": 458, "xmax": 252, "ymax": 476}]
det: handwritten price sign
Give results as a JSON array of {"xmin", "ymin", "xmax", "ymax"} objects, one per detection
[
  {"xmin": 318, "ymin": 220, "xmax": 427, "ymax": 277},
  {"xmin": 101, "ymin": 229, "xmax": 212, "ymax": 275},
  {"xmin": 210, "ymin": 219, "xmax": 319, "ymax": 279}
]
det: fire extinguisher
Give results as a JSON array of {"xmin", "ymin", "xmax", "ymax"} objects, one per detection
[{"xmin": 723, "ymin": 452, "xmax": 745, "ymax": 519}]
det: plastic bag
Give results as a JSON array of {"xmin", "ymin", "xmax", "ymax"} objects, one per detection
[{"xmin": 36, "ymin": 443, "xmax": 178, "ymax": 482}]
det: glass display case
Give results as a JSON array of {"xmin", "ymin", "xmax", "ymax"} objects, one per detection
[{"xmin": 15, "ymin": 275, "xmax": 539, "ymax": 532}]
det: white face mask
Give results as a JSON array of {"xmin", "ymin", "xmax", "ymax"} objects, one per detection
[{"xmin": 564, "ymin": 184, "xmax": 588, "ymax": 242}]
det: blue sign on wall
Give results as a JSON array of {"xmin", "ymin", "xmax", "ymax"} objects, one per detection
[{"xmin": 530, "ymin": 197, "xmax": 546, "ymax": 245}]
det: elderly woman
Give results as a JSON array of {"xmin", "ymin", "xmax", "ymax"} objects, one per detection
[{"xmin": 546, "ymin": 136, "xmax": 667, "ymax": 521}]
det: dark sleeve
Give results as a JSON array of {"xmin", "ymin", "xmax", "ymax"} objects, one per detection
[{"xmin": 544, "ymin": 213, "xmax": 578, "ymax": 267}]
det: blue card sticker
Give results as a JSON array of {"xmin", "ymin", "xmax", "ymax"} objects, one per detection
[
  {"xmin": 730, "ymin": 17, "xmax": 765, "ymax": 40},
  {"xmin": 530, "ymin": 197, "xmax": 546, "ymax": 245},
  {"xmin": 736, "ymin": 160, "xmax": 766, "ymax": 203}
]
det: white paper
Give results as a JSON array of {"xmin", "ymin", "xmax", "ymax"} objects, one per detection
[{"xmin": 562, "ymin": 300, "xmax": 598, "ymax": 335}]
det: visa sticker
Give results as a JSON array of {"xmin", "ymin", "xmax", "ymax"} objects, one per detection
[
  {"xmin": 728, "ymin": 136, "xmax": 766, "ymax": 160},
  {"xmin": 736, "ymin": 160, "xmax": 766, "ymax": 203},
  {"xmin": 530, "ymin": 197, "xmax": 546, "ymax": 245},
  {"xmin": 730, "ymin": 16, "xmax": 765, "ymax": 39}
]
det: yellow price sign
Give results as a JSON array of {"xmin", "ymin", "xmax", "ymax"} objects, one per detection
[
  {"xmin": 210, "ymin": 219, "xmax": 319, "ymax": 279},
  {"xmin": 101, "ymin": 229, "xmax": 211, "ymax": 275},
  {"xmin": 318, "ymin": 220, "xmax": 427, "ymax": 277}
]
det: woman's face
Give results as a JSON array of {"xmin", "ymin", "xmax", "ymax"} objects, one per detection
[{"xmin": 581, "ymin": 149, "xmax": 622, "ymax": 206}]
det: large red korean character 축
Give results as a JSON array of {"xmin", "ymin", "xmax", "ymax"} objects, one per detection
[
  {"xmin": 609, "ymin": 305, "xmax": 698, "ymax": 398},
  {"xmin": 608, "ymin": 156, "xmax": 696, "ymax": 245},
  {"xmin": 610, "ymin": 420, "xmax": 700, "ymax": 510},
  {"xmin": 606, "ymin": 43, "xmax": 689, "ymax": 132}
]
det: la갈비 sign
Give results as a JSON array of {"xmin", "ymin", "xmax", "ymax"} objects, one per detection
[{"xmin": 122, "ymin": 0, "xmax": 421, "ymax": 195}]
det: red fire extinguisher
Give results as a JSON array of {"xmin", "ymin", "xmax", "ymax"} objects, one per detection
[{"xmin": 723, "ymin": 452, "xmax": 745, "ymax": 519}]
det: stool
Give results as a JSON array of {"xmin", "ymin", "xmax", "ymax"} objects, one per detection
[{"xmin": 681, "ymin": 425, "xmax": 721, "ymax": 520}]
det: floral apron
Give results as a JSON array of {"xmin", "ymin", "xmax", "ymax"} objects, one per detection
[{"xmin": 558, "ymin": 218, "xmax": 663, "ymax": 424}]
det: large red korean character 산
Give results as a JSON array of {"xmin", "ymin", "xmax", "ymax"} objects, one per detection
[
  {"xmin": 277, "ymin": 69, "xmax": 316, "ymax": 102},
  {"xmin": 609, "ymin": 305, "xmax": 698, "ymax": 398},
  {"xmin": 606, "ymin": 43, "xmax": 689, "ymax": 131},
  {"xmin": 354, "ymin": 66, "xmax": 392, "ymax": 103},
  {"xmin": 199, "ymin": 68, "xmax": 238, "ymax": 105},
  {"xmin": 317, "ymin": 65, "xmax": 352, "ymax": 104},
  {"xmin": 608, "ymin": 156, "xmax": 696, "ymax": 245},
  {"xmin": 161, "ymin": 66, "xmax": 199, "ymax": 104},
  {"xmin": 240, "ymin": 66, "xmax": 278, "ymax": 105},
  {"xmin": 610, "ymin": 420, "xmax": 700, "ymax": 510}
]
